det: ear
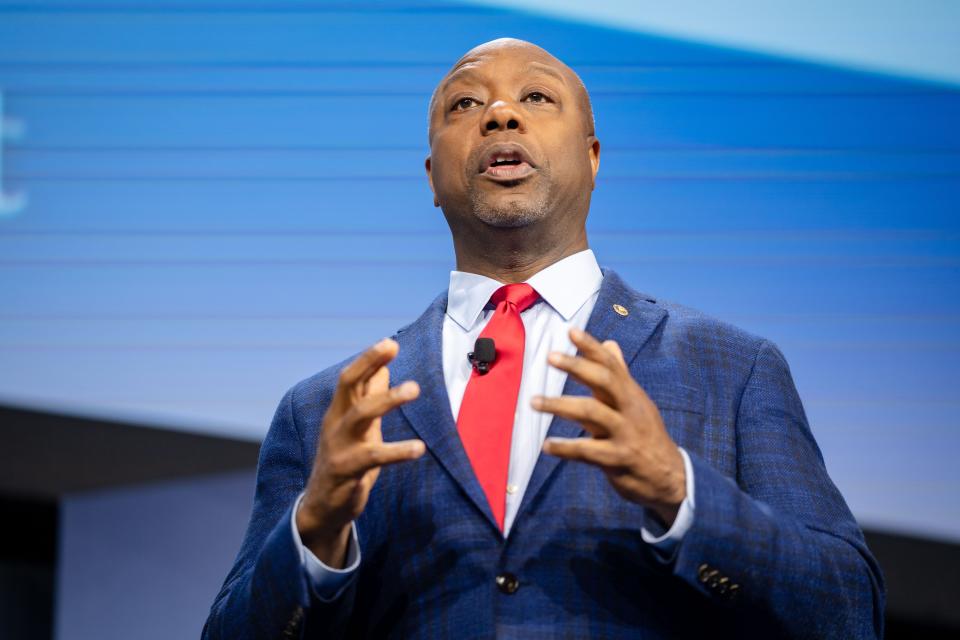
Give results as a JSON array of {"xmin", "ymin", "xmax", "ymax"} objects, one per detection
[
  {"xmin": 424, "ymin": 156, "xmax": 440, "ymax": 207},
  {"xmin": 588, "ymin": 136, "xmax": 601, "ymax": 190}
]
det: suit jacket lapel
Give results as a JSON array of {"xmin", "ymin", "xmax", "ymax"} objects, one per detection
[
  {"xmin": 513, "ymin": 269, "xmax": 668, "ymax": 528},
  {"xmin": 391, "ymin": 291, "xmax": 500, "ymax": 532},
  {"xmin": 390, "ymin": 269, "xmax": 667, "ymax": 537}
]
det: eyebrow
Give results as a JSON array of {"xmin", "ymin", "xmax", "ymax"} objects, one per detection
[
  {"xmin": 438, "ymin": 66, "xmax": 482, "ymax": 96},
  {"xmin": 438, "ymin": 60, "xmax": 568, "ymax": 98},
  {"xmin": 525, "ymin": 62, "xmax": 567, "ymax": 86}
]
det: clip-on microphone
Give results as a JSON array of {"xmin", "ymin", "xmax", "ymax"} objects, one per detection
[{"xmin": 467, "ymin": 337, "xmax": 496, "ymax": 375}]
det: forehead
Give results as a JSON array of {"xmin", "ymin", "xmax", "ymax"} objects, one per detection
[{"xmin": 439, "ymin": 48, "xmax": 569, "ymax": 93}]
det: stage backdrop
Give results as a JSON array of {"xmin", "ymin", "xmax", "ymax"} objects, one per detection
[{"xmin": 1, "ymin": 0, "xmax": 958, "ymax": 548}]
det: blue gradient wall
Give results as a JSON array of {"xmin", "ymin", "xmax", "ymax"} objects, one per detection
[{"xmin": 1, "ymin": 1, "xmax": 958, "ymax": 545}]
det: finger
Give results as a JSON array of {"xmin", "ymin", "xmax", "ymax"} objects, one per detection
[
  {"xmin": 333, "ymin": 339, "xmax": 399, "ymax": 408},
  {"xmin": 531, "ymin": 395, "xmax": 623, "ymax": 437},
  {"xmin": 569, "ymin": 328, "xmax": 620, "ymax": 369},
  {"xmin": 602, "ymin": 340, "xmax": 627, "ymax": 367},
  {"xmin": 364, "ymin": 362, "xmax": 390, "ymax": 397},
  {"xmin": 541, "ymin": 437, "xmax": 621, "ymax": 468},
  {"xmin": 546, "ymin": 352, "xmax": 623, "ymax": 406},
  {"xmin": 344, "ymin": 381, "xmax": 421, "ymax": 436},
  {"xmin": 598, "ymin": 339, "xmax": 658, "ymax": 410},
  {"xmin": 335, "ymin": 439, "xmax": 426, "ymax": 477}
]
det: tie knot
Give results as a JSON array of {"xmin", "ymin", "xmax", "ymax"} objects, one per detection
[{"xmin": 490, "ymin": 283, "xmax": 539, "ymax": 313}]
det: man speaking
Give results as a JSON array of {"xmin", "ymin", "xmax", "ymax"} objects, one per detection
[{"xmin": 204, "ymin": 39, "xmax": 884, "ymax": 638}]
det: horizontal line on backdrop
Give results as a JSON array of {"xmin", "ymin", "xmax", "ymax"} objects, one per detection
[
  {"xmin": 807, "ymin": 399, "xmax": 960, "ymax": 408},
  {"xmin": 2, "ymin": 341, "xmax": 958, "ymax": 351},
  {"xmin": 0, "ymin": 61, "xmax": 803, "ymax": 70},
  {"xmin": 0, "ymin": 312, "xmax": 413, "ymax": 321},
  {"xmin": 1, "ymin": 312, "xmax": 958, "ymax": 323},
  {"xmin": 1, "ymin": 257, "xmax": 957, "ymax": 267},
  {"xmin": 10, "ymin": 144, "xmax": 960, "ymax": 155},
  {"xmin": 703, "ymin": 313, "xmax": 960, "ymax": 325},
  {"xmin": 0, "ymin": 343, "xmax": 368, "ymax": 351},
  {"xmin": 790, "ymin": 341, "xmax": 960, "ymax": 350},
  {"xmin": 0, "ymin": 259, "xmax": 458, "ymax": 267},
  {"xmin": 9, "ymin": 89, "xmax": 958, "ymax": 98},
  {"xmin": 9, "ymin": 173, "xmax": 960, "ymax": 182},
  {"xmin": 0, "ymin": 3, "xmax": 498, "ymax": 14},
  {"xmin": 2, "ymin": 228, "xmax": 957, "ymax": 239}
]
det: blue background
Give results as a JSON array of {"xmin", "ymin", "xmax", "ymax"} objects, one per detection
[{"xmin": 1, "ymin": 0, "xmax": 958, "ymax": 549}]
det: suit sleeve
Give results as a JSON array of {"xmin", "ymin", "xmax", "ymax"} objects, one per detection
[
  {"xmin": 670, "ymin": 339, "xmax": 886, "ymax": 639},
  {"xmin": 202, "ymin": 386, "xmax": 357, "ymax": 639}
]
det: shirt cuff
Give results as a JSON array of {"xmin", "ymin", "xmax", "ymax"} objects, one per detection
[
  {"xmin": 640, "ymin": 447, "xmax": 696, "ymax": 561},
  {"xmin": 291, "ymin": 492, "xmax": 361, "ymax": 602}
]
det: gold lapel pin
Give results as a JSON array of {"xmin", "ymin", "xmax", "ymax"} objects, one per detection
[{"xmin": 612, "ymin": 304, "xmax": 629, "ymax": 316}]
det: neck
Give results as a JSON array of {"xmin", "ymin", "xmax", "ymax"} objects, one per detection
[{"xmin": 451, "ymin": 224, "xmax": 589, "ymax": 283}]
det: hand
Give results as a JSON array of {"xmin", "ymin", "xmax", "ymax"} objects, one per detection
[
  {"xmin": 533, "ymin": 328, "xmax": 686, "ymax": 526},
  {"xmin": 296, "ymin": 338, "xmax": 425, "ymax": 567}
]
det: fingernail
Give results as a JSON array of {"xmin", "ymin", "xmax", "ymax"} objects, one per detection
[
  {"xmin": 531, "ymin": 396, "xmax": 543, "ymax": 409},
  {"xmin": 547, "ymin": 352, "xmax": 562, "ymax": 365},
  {"xmin": 570, "ymin": 328, "xmax": 584, "ymax": 340},
  {"xmin": 410, "ymin": 441, "xmax": 426, "ymax": 456},
  {"xmin": 399, "ymin": 381, "xmax": 418, "ymax": 398}
]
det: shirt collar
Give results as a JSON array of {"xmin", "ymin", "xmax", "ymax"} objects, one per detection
[{"xmin": 446, "ymin": 249, "xmax": 603, "ymax": 331}]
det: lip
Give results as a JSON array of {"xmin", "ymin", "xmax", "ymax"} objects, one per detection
[{"xmin": 476, "ymin": 142, "xmax": 538, "ymax": 182}]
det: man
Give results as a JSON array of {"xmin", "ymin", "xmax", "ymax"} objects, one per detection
[{"xmin": 204, "ymin": 39, "xmax": 884, "ymax": 638}]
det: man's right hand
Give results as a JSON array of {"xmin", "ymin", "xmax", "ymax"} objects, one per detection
[{"xmin": 295, "ymin": 338, "xmax": 424, "ymax": 567}]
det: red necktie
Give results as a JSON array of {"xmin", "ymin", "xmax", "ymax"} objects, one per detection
[{"xmin": 456, "ymin": 283, "xmax": 540, "ymax": 531}]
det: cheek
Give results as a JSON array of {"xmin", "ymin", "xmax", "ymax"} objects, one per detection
[
  {"xmin": 569, "ymin": 139, "xmax": 598, "ymax": 181},
  {"xmin": 430, "ymin": 140, "xmax": 470, "ymax": 189},
  {"xmin": 431, "ymin": 162, "xmax": 463, "ymax": 198},
  {"xmin": 547, "ymin": 139, "xmax": 591, "ymax": 184}
]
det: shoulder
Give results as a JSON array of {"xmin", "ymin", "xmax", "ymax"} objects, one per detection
[
  {"xmin": 657, "ymin": 297, "xmax": 767, "ymax": 353},
  {"xmin": 613, "ymin": 276, "xmax": 800, "ymax": 422},
  {"xmin": 608, "ymin": 271, "xmax": 782, "ymax": 397},
  {"xmin": 285, "ymin": 353, "xmax": 354, "ymax": 420},
  {"xmin": 610, "ymin": 269, "xmax": 769, "ymax": 355}
]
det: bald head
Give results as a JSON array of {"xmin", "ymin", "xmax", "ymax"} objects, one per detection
[{"xmin": 428, "ymin": 38, "xmax": 595, "ymax": 142}]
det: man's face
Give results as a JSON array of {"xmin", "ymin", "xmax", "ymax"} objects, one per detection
[{"xmin": 426, "ymin": 42, "xmax": 599, "ymax": 231}]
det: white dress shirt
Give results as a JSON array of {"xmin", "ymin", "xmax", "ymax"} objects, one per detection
[{"xmin": 292, "ymin": 250, "xmax": 695, "ymax": 600}]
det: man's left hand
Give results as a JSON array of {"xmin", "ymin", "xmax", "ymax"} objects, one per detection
[{"xmin": 533, "ymin": 328, "xmax": 686, "ymax": 526}]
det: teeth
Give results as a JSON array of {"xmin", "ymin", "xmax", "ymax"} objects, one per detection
[{"xmin": 486, "ymin": 150, "xmax": 530, "ymax": 171}]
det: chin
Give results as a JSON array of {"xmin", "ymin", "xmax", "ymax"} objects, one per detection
[{"xmin": 470, "ymin": 194, "xmax": 550, "ymax": 229}]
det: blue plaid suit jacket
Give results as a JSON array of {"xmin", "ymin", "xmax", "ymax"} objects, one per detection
[{"xmin": 204, "ymin": 269, "xmax": 885, "ymax": 639}]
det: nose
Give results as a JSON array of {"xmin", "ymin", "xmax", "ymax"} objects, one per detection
[{"xmin": 482, "ymin": 99, "xmax": 525, "ymax": 135}]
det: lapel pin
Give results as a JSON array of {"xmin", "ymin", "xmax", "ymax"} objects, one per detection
[{"xmin": 612, "ymin": 304, "xmax": 629, "ymax": 317}]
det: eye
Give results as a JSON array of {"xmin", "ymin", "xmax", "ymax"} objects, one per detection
[
  {"xmin": 523, "ymin": 91, "xmax": 552, "ymax": 104},
  {"xmin": 451, "ymin": 97, "xmax": 480, "ymax": 111}
]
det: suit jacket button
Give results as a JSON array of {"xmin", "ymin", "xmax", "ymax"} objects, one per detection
[
  {"xmin": 698, "ymin": 563, "xmax": 716, "ymax": 584},
  {"xmin": 698, "ymin": 563, "xmax": 710, "ymax": 582},
  {"xmin": 496, "ymin": 572, "xmax": 520, "ymax": 594}
]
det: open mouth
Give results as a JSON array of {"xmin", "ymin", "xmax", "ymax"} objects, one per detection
[{"xmin": 479, "ymin": 145, "xmax": 537, "ymax": 181}]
